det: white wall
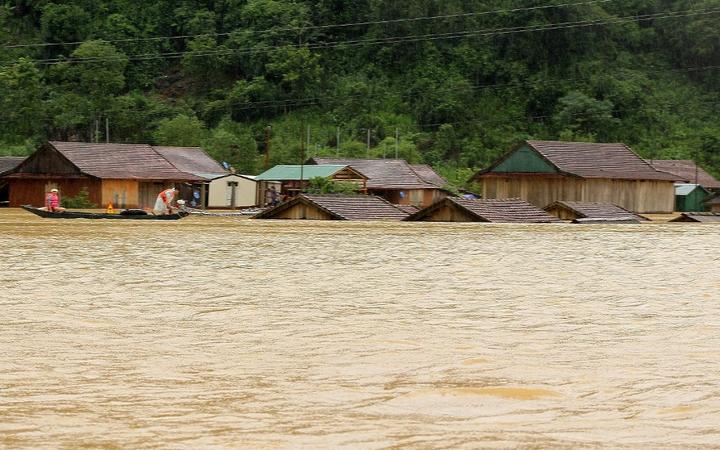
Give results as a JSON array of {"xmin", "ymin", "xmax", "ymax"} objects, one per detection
[{"xmin": 208, "ymin": 175, "xmax": 257, "ymax": 208}]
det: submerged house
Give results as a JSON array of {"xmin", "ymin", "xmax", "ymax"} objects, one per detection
[
  {"xmin": 673, "ymin": 184, "xmax": 711, "ymax": 212},
  {"xmin": 670, "ymin": 212, "xmax": 720, "ymax": 223},
  {"xmin": 1, "ymin": 142, "xmax": 202, "ymax": 208},
  {"xmin": 544, "ymin": 201, "xmax": 649, "ymax": 223},
  {"xmin": 255, "ymin": 165, "xmax": 368, "ymax": 201},
  {"xmin": 152, "ymin": 146, "xmax": 259, "ymax": 208},
  {"xmin": 648, "ymin": 160, "xmax": 720, "ymax": 192},
  {"xmin": 706, "ymin": 192, "xmax": 720, "ymax": 213},
  {"xmin": 308, "ymin": 158, "xmax": 447, "ymax": 207},
  {"xmin": 0, "ymin": 156, "xmax": 26, "ymax": 206},
  {"xmin": 470, "ymin": 140, "xmax": 680, "ymax": 213},
  {"xmin": 405, "ymin": 197, "xmax": 560, "ymax": 223},
  {"xmin": 253, "ymin": 194, "xmax": 409, "ymax": 221}
]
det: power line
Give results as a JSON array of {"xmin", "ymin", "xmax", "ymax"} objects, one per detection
[
  {"xmin": 1, "ymin": 0, "xmax": 613, "ymax": 49},
  {"xmin": 20, "ymin": 7, "xmax": 720, "ymax": 66}
]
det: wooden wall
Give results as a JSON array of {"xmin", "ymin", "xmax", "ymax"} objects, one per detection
[
  {"xmin": 375, "ymin": 188, "xmax": 444, "ymax": 207},
  {"xmin": 8, "ymin": 178, "xmax": 101, "ymax": 207},
  {"xmin": 544, "ymin": 205, "xmax": 578, "ymax": 221},
  {"xmin": 269, "ymin": 203, "xmax": 334, "ymax": 220},
  {"xmin": 419, "ymin": 204, "xmax": 478, "ymax": 222},
  {"xmin": 480, "ymin": 175, "xmax": 675, "ymax": 213},
  {"xmin": 101, "ymin": 180, "xmax": 140, "ymax": 209}
]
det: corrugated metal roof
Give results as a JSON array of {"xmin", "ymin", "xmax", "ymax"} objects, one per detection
[
  {"xmin": 670, "ymin": 212, "xmax": 720, "ymax": 223},
  {"xmin": 48, "ymin": 141, "xmax": 202, "ymax": 181},
  {"xmin": 407, "ymin": 197, "xmax": 561, "ymax": 223},
  {"xmin": 545, "ymin": 201, "xmax": 649, "ymax": 221},
  {"xmin": 310, "ymin": 158, "xmax": 439, "ymax": 189},
  {"xmin": 152, "ymin": 146, "xmax": 227, "ymax": 175},
  {"xmin": 410, "ymin": 164, "xmax": 447, "ymax": 187},
  {"xmin": 254, "ymin": 194, "xmax": 409, "ymax": 221},
  {"xmin": 255, "ymin": 165, "xmax": 351, "ymax": 181},
  {"xmin": 649, "ymin": 160, "xmax": 720, "ymax": 189},
  {"xmin": 521, "ymin": 141, "xmax": 680, "ymax": 181},
  {"xmin": 0, "ymin": 156, "xmax": 25, "ymax": 175},
  {"xmin": 674, "ymin": 183, "xmax": 707, "ymax": 196}
]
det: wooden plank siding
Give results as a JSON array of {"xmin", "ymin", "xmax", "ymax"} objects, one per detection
[
  {"xmin": 480, "ymin": 175, "xmax": 675, "ymax": 213},
  {"xmin": 265, "ymin": 204, "xmax": 334, "ymax": 220},
  {"xmin": 9, "ymin": 178, "xmax": 102, "ymax": 207},
  {"xmin": 101, "ymin": 180, "xmax": 140, "ymax": 209}
]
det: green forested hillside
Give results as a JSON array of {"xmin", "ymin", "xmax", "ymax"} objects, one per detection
[{"xmin": 1, "ymin": 0, "xmax": 718, "ymax": 184}]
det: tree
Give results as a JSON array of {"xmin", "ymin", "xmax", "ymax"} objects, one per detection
[
  {"xmin": 553, "ymin": 91, "xmax": 619, "ymax": 141},
  {"xmin": 203, "ymin": 120, "xmax": 259, "ymax": 174},
  {"xmin": 153, "ymin": 115, "xmax": 208, "ymax": 146},
  {"xmin": 0, "ymin": 58, "xmax": 44, "ymax": 143}
]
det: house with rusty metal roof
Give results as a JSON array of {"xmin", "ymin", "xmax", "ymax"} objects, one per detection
[
  {"xmin": 648, "ymin": 160, "xmax": 720, "ymax": 191},
  {"xmin": 0, "ymin": 156, "xmax": 26, "ymax": 206},
  {"xmin": 670, "ymin": 212, "xmax": 720, "ymax": 223},
  {"xmin": 307, "ymin": 157, "xmax": 447, "ymax": 207},
  {"xmin": 405, "ymin": 197, "xmax": 561, "ymax": 223},
  {"xmin": 253, "ymin": 194, "xmax": 409, "ymax": 221},
  {"xmin": 544, "ymin": 201, "xmax": 649, "ymax": 223},
  {"xmin": 1, "ymin": 141, "xmax": 205, "ymax": 209},
  {"xmin": 470, "ymin": 140, "xmax": 681, "ymax": 213}
]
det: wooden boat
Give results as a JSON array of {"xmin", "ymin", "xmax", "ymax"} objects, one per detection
[{"xmin": 21, "ymin": 205, "xmax": 188, "ymax": 220}]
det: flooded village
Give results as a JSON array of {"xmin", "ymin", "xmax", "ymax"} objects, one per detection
[
  {"xmin": 2, "ymin": 0, "xmax": 720, "ymax": 447},
  {"xmin": 2, "ymin": 139, "xmax": 720, "ymax": 223},
  {"xmin": 2, "ymin": 138, "xmax": 720, "ymax": 448}
]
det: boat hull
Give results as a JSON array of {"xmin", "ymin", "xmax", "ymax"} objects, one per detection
[{"xmin": 21, "ymin": 205, "xmax": 187, "ymax": 220}]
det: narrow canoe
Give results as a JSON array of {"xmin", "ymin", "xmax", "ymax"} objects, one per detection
[{"xmin": 21, "ymin": 205, "xmax": 188, "ymax": 220}]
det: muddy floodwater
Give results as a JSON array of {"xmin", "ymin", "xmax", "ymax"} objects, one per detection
[{"xmin": 1, "ymin": 208, "xmax": 719, "ymax": 449}]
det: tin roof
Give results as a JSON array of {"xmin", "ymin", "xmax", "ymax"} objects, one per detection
[
  {"xmin": 0, "ymin": 156, "xmax": 25, "ymax": 175},
  {"xmin": 410, "ymin": 164, "xmax": 447, "ymax": 187},
  {"xmin": 649, "ymin": 160, "xmax": 720, "ymax": 189},
  {"xmin": 255, "ymin": 165, "xmax": 365, "ymax": 181},
  {"xmin": 406, "ymin": 197, "xmax": 561, "ymax": 223},
  {"xmin": 528, "ymin": 141, "xmax": 680, "ymax": 180},
  {"xmin": 479, "ymin": 140, "xmax": 680, "ymax": 181},
  {"xmin": 254, "ymin": 194, "xmax": 409, "ymax": 221},
  {"xmin": 152, "ymin": 146, "xmax": 227, "ymax": 176},
  {"xmin": 674, "ymin": 183, "xmax": 710, "ymax": 196},
  {"xmin": 545, "ymin": 201, "xmax": 649, "ymax": 221},
  {"xmin": 309, "ymin": 158, "xmax": 440, "ymax": 189},
  {"xmin": 48, "ymin": 141, "xmax": 202, "ymax": 181},
  {"xmin": 670, "ymin": 212, "xmax": 720, "ymax": 223}
]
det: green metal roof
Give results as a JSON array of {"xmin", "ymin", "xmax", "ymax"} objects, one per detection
[
  {"xmin": 255, "ymin": 165, "xmax": 349, "ymax": 181},
  {"xmin": 675, "ymin": 183, "xmax": 709, "ymax": 196}
]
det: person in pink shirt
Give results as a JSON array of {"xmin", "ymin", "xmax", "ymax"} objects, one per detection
[{"xmin": 45, "ymin": 188, "xmax": 65, "ymax": 212}]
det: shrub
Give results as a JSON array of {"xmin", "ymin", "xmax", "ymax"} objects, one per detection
[{"xmin": 61, "ymin": 188, "xmax": 96, "ymax": 208}]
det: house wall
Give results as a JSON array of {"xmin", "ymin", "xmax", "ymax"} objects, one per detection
[
  {"xmin": 8, "ymin": 177, "xmax": 101, "ymax": 207},
  {"xmin": 420, "ymin": 204, "xmax": 478, "ymax": 222},
  {"xmin": 480, "ymin": 175, "xmax": 675, "ymax": 213},
  {"xmin": 544, "ymin": 205, "xmax": 578, "ymax": 221},
  {"xmin": 208, "ymin": 176, "xmax": 257, "ymax": 208},
  {"xmin": 675, "ymin": 188, "xmax": 709, "ymax": 212},
  {"xmin": 101, "ymin": 179, "xmax": 139, "ymax": 209},
  {"xmin": 710, "ymin": 203, "xmax": 720, "ymax": 213},
  {"xmin": 270, "ymin": 204, "xmax": 334, "ymax": 220},
  {"xmin": 376, "ymin": 188, "xmax": 444, "ymax": 207}
]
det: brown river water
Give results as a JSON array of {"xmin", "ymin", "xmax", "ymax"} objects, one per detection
[{"xmin": 1, "ymin": 208, "xmax": 719, "ymax": 449}]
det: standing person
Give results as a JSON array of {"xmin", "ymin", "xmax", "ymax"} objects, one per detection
[
  {"xmin": 153, "ymin": 187, "xmax": 179, "ymax": 215},
  {"xmin": 265, "ymin": 185, "xmax": 279, "ymax": 206},
  {"xmin": 45, "ymin": 188, "xmax": 65, "ymax": 212}
]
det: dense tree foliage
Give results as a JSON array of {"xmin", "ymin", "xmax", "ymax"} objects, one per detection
[{"xmin": 1, "ymin": 0, "xmax": 718, "ymax": 183}]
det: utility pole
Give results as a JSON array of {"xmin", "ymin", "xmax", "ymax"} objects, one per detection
[
  {"xmin": 105, "ymin": 117, "xmax": 110, "ymax": 143},
  {"xmin": 264, "ymin": 126, "xmax": 271, "ymax": 170},
  {"xmin": 307, "ymin": 125, "xmax": 311, "ymax": 152},
  {"xmin": 366, "ymin": 128, "xmax": 371, "ymax": 158},
  {"xmin": 336, "ymin": 126, "xmax": 340, "ymax": 157},
  {"xmin": 395, "ymin": 128, "xmax": 399, "ymax": 159},
  {"xmin": 300, "ymin": 124, "xmax": 305, "ymax": 194}
]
